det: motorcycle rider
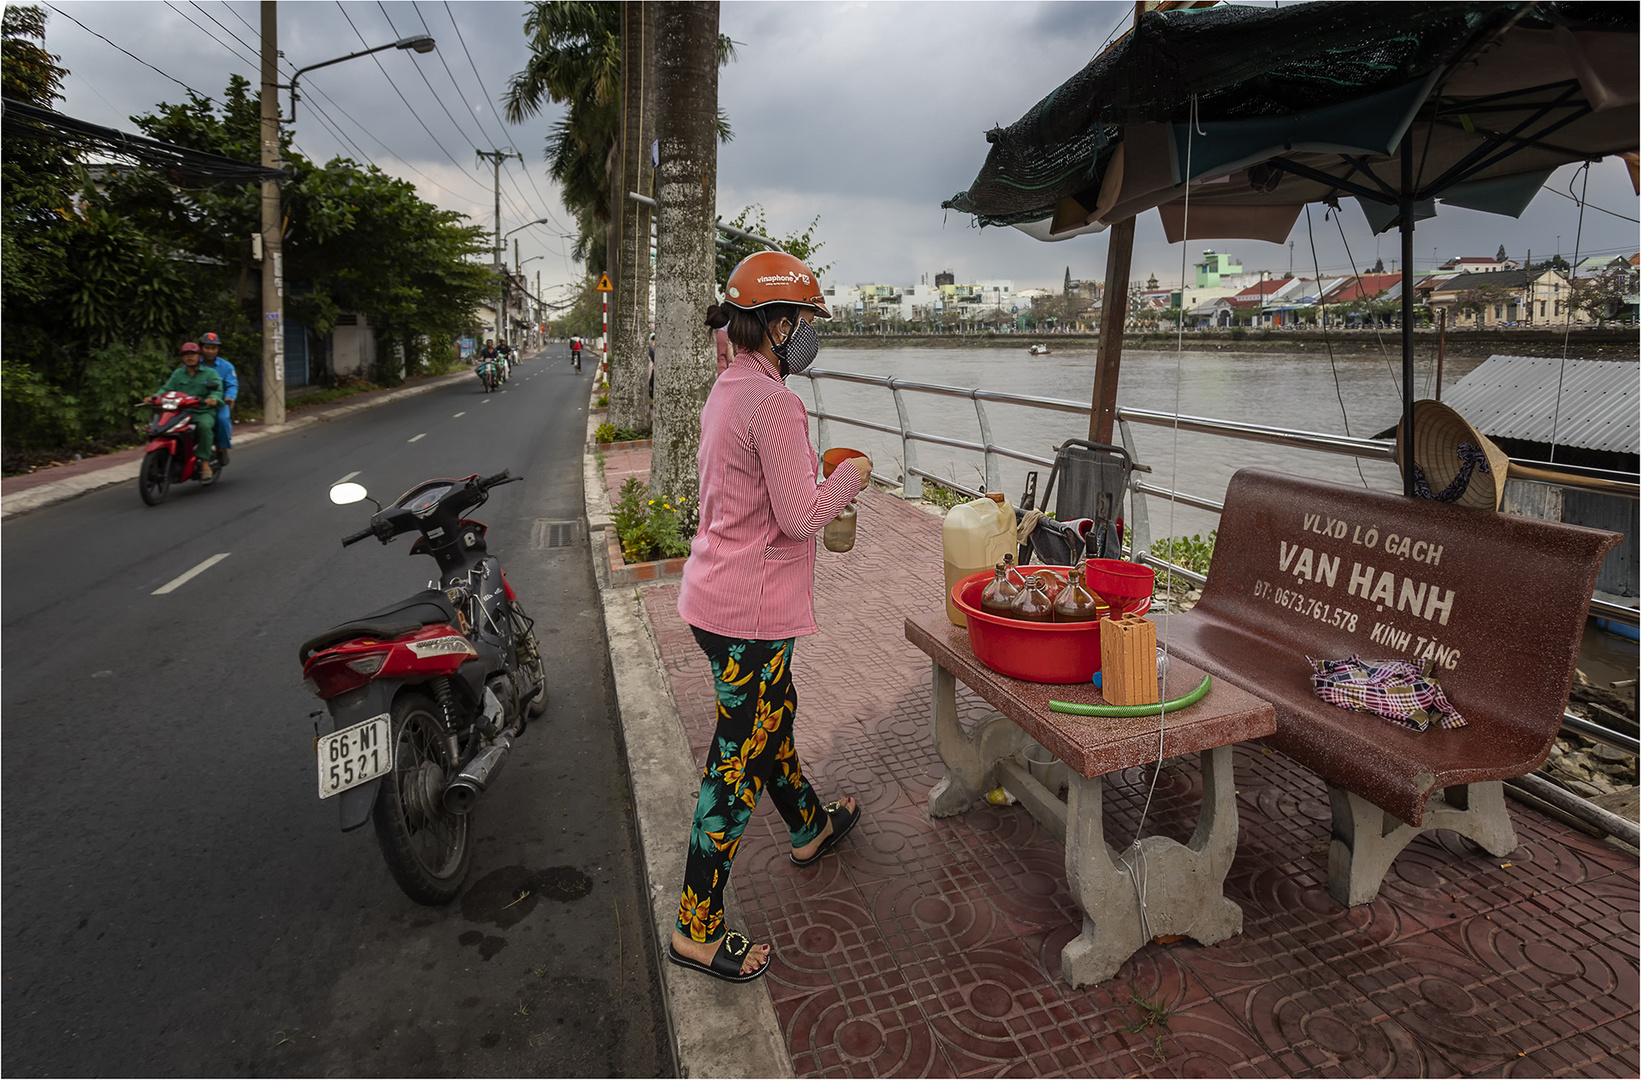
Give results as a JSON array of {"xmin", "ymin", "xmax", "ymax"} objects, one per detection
[
  {"xmin": 570, "ymin": 335, "xmax": 582, "ymax": 372},
  {"xmin": 199, "ymin": 332, "xmax": 237, "ymax": 466},
  {"xmin": 154, "ymin": 341, "xmax": 223, "ymax": 481}
]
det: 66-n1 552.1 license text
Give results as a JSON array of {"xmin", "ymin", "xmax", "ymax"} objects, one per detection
[{"xmin": 317, "ymin": 714, "xmax": 392, "ymax": 798}]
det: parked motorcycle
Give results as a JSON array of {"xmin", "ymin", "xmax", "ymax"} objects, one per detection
[
  {"xmin": 138, "ymin": 391, "xmax": 225, "ymax": 505},
  {"xmin": 299, "ymin": 469, "xmax": 547, "ymax": 904}
]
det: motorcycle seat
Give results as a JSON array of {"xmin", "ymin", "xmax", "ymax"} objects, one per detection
[{"xmin": 299, "ymin": 589, "xmax": 461, "ymax": 663}]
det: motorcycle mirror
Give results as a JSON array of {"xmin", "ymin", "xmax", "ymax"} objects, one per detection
[{"xmin": 330, "ymin": 482, "xmax": 369, "ymax": 506}]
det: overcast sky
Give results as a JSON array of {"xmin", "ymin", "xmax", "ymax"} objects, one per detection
[{"xmin": 38, "ymin": 1, "xmax": 1641, "ymax": 300}]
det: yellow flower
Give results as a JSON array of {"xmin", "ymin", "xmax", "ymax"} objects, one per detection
[
  {"xmin": 718, "ymin": 751, "xmax": 748, "ymax": 788},
  {"xmin": 678, "ymin": 887, "xmax": 718, "ymax": 941}
]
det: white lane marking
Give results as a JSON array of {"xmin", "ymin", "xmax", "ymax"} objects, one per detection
[
  {"xmin": 334, "ymin": 470, "xmax": 360, "ymax": 485},
  {"xmin": 408, "ymin": 433, "xmax": 426, "ymax": 443},
  {"xmin": 453, "ymin": 411, "xmax": 466, "ymax": 418},
  {"xmin": 482, "ymin": 399, "xmax": 491, "ymax": 404},
  {"xmin": 153, "ymin": 553, "xmax": 230, "ymax": 595}
]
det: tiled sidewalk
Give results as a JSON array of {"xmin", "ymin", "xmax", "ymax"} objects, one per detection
[{"xmin": 623, "ymin": 477, "xmax": 1638, "ymax": 1077}]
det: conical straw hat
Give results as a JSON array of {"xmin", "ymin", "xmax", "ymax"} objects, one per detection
[{"xmin": 1395, "ymin": 400, "xmax": 1511, "ymax": 511}]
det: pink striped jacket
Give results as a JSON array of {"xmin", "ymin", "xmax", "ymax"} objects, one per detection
[{"xmin": 677, "ymin": 348, "xmax": 865, "ymax": 639}]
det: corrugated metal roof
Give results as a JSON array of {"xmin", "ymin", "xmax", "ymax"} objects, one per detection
[{"xmin": 1442, "ymin": 356, "xmax": 1639, "ymax": 454}]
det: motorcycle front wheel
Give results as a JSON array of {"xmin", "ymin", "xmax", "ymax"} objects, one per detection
[
  {"xmin": 373, "ymin": 693, "xmax": 471, "ymax": 904},
  {"xmin": 139, "ymin": 448, "xmax": 171, "ymax": 506}
]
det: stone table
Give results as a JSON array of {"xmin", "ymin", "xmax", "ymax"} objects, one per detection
[{"xmin": 905, "ymin": 611, "xmax": 1277, "ymax": 986}]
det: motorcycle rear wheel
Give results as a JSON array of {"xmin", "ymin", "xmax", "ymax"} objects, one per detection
[
  {"xmin": 373, "ymin": 692, "xmax": 471, "ymax": 904},
  {"xmin": 139, "ymin": 449, "xmax": 171, "ymax": 506}
]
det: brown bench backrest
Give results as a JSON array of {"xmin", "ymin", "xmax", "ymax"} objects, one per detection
[{"xmin": 1190, "ymin": 468, "xmax": 1621, "ymax": 742}]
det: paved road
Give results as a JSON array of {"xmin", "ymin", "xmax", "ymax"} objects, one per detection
[{"xmin": 1, "ymin": 345, "xmax": 672, "ymax": 1076}]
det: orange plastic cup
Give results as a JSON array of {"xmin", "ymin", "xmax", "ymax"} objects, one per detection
[{"xmin": 822, "ymin": 446, "xmax": 864, "ymax": 478}]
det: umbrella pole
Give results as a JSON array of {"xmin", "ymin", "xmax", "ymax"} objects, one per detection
[
  {"xmin": 1400, "ymin": 137, "xmax": 1416, "ymax": 497},
  {"xmin": 1090, "ymin": 216, "xmax": 1136, "ymax": 443}
]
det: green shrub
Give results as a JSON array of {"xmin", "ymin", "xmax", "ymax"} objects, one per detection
[
  {"xmin": 1151, "ymin": 530, "xmax": 1216, "ymax": 587},
  {"xmin": 1228, "ymin": 326, "xmax": 1247, "ymax": 341},
  {"xmin": 595, "ymin": 394, "xmax": 609, "ymax": 407},
  {"xmin": 595, "ymin": 422, "xmax": 646, "ymax": 444},
  {"xmin": 611, "ymin": 477, "xmax": 696, "ymax": 564}
]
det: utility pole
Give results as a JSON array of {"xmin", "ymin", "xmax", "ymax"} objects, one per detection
[
  {"xmin": 259, "ymin": 1, "xmax": 285, "ymax": 425},
  {"xmin": 477, "ymin": 149, "xmax": 521, "ymax": 344}
]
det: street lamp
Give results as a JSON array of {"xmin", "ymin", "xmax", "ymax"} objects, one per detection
[
  {"xmin": 283, "ymin": 36, "xmax": 436, "ymax": 121},
  {"xmin": 496, "ymin": 219, "xmax": 551, "ymax": 341}
]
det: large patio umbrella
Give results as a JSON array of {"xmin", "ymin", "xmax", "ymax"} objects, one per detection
[{"xmin": 944, "ymin": 0, "xmax": 1638, "ymax": 495}]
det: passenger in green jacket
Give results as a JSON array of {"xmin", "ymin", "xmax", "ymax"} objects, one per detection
[{"xmin": 156, "ymin": 341, "xmax": 224, "ymax": 480}]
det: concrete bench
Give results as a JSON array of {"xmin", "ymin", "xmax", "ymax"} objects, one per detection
[{"xmin": 1161, "ymin": 468, "xmax": 1623, "ymax": 906}]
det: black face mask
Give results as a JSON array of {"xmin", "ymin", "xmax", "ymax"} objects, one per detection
[{"xmin": 765, "ymin": 311, "xmax": 819, "ymax": 379}]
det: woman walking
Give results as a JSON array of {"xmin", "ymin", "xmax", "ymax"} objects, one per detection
[{"xmin": 668, "ymin": 252, "xmax": 872, "ymax": 983}]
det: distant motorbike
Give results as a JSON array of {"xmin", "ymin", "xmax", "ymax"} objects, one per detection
[
  {"xmin": 475, "ymin": 359, "xmax": 499, "ymax": 392},
  {"xmin": 299, "ymin": 470, "xmax": 546, "ymax": 904},
  {"xmin": 137, "ymin": 391, "xmax": 225, "ymax": 505}
]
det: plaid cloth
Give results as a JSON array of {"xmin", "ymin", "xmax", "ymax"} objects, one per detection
[{"xmin": 1307, "ymin": 655, "xmax": 1466, "ymax": 732}]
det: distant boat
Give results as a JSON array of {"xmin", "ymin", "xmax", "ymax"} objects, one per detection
[{"xmin": 1028, "ymin": 344, "xmax": 1052, "ymax": 355}]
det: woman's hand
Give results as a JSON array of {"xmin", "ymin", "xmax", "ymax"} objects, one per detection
[{"xmin": 843, "ymin": 455, "xmax": 872, "ymax": 487}]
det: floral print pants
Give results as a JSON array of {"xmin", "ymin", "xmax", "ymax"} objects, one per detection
[{"xmin": 676, "ymin": 627, "xmax": 825, "ymax": 944}]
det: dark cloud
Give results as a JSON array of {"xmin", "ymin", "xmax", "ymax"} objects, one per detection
[{"xmin": 38, "ymin": 1, "xmax": 1641, "ymax": 296}]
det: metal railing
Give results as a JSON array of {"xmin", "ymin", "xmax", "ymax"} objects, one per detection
[{"xmin": 794, "ymin": 365, "xmax": 1640, "ymax": 616}]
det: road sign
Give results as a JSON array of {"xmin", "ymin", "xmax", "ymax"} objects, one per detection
[{"xmin": 595, "ymin": 273, "xmax": 614, "ymax": 292}]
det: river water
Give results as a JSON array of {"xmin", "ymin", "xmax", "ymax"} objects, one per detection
[{"xmin": 792, "ymin": 344, "xmax": 1485, "ymax": 541}]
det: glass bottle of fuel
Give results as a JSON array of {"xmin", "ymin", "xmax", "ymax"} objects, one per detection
[
  {"xmin": 1053, "ymin": 565, "xmax": 1100, "ymax": 622},
  {"xmin": 980, "ymin": 563, "xmax": 1019, "ymax": 617},
  {"xmin": 1003, "ymin": 552, "xmax": 1026, "ymax": 590},
  {"xmin": 1009, "ymin": 573, "xmax": 1056, "ymax": 623}
]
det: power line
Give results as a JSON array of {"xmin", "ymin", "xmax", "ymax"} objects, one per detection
[
  {"xmin": 441, "ymin": 0, "xmax": 512, "ymax": 149},
  {"xmin": 376, "ymin": 1, "xmax": 480, "ymax": 152},
  {"xmin": 409, "ymin": 0, "xmax": 566, "ymax": 233},
  {"xmin": 212, "ymin": 1, "xmax": 376, "ymax": 165},
  {"xmin": 43, "ymin": 3, "xmax": 200, "ymax": 94},
  {"xmin": 333, "ymin": 1, "xmax": 474, "ymax": 177}
]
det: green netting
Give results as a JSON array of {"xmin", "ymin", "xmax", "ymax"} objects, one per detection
[{"xmin": 942, "ymin": 1, "xmax": 1630, "ymax": 228}]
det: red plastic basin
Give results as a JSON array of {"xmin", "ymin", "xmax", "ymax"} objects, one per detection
[{"xmin": 950, "ymin": 567, "xmax": 1153, "ymax": 684}]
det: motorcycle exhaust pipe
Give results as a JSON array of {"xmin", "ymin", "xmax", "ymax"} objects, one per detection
[{"xmin": 442, "ymin": 735, "xmax": 512, "ymax": 815}]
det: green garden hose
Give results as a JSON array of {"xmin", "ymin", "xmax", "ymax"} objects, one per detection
[{"xmin": 1048, "ymin": 674, "xmax": 1212, "ymax": 717}]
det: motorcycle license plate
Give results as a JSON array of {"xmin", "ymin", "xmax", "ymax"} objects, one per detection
[{"xmin": 316, "ymin": 714, "xmax": 393, "ymax": 799}]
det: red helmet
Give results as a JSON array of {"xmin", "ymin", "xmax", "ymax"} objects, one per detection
[
  {"xmin": 723, "ymin": 251, "xmax": 831, "ymax": 318},
  {"xmin": 179, "ymin": 341, "xmax": 200, "ymax": 355}
]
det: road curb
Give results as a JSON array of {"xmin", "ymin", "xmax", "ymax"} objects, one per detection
[
  {"xmin": 584, "ymin": 396, "xmax": 794, "ymax": 1078},
  {"xmin": 1, "ymin": 370, "xmax": 472, "ymax": 520}
]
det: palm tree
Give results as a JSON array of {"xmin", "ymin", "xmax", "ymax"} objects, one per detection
[
  {"xmin": 504, "ymin": 3, "xmax": 622, "ymax": 273},
  {"xmin": 505, "ymin": 2, "xmax": 736, "ymax": 276},
  {"xmin": 607, "ymin": 1, "xmax": 655, "ymax": 433},
  {"xmin": 648, "ymin": 0, "xmax": 720, "ymax": 505}
]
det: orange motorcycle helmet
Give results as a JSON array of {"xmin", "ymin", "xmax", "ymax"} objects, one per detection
[{"xmin": 722, "ymin": 251, "xmax": 831, "ymax": 319}]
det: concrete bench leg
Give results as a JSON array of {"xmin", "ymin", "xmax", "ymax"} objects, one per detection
[
  {"xmin": 1060, "ymin": 745, "xmax": 1244, "ymax": 987},
  {"xmin": 926, "ymin": 661, "xmax": 1031, "ymax": 818},
  {"xmin": 1327, "ymin": 780, "xmax": 1517, "ymax": 907}
]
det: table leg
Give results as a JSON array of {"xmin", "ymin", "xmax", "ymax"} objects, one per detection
[
  {"xmin": 1060, "ymin": 744, "xmax": 1244, "ymax": 987},
  {"xmin": 927, "ymin": 660, "xmax": 1031, "ymax": 818}
]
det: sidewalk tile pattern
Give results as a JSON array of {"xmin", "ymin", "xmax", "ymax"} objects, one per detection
[{"xmin": 639, "ymin": 488, "xmax": 1639, "ymax": 1078}]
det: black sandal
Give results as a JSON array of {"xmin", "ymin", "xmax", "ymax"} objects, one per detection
[
  {"xmin": 667, "ymin": 930, "xmax": 770, "ymax": 983},
  {"xmin": 790, "ymin": 800, "xmax": 861, "ymax": 867}
]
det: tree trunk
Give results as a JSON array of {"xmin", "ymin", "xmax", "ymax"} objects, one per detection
[
  {"xmin": 648, "ymin": 0, "xmax": 718, "ymax": 504},
  {"xmin": 609, "ymin": 1, "xmax": 655, "ymax": 433}
]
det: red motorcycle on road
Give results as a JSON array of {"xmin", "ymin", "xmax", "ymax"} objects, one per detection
[{"xmin": 138, "ymin": 391, "xmax": 225, "ymax": 505}]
